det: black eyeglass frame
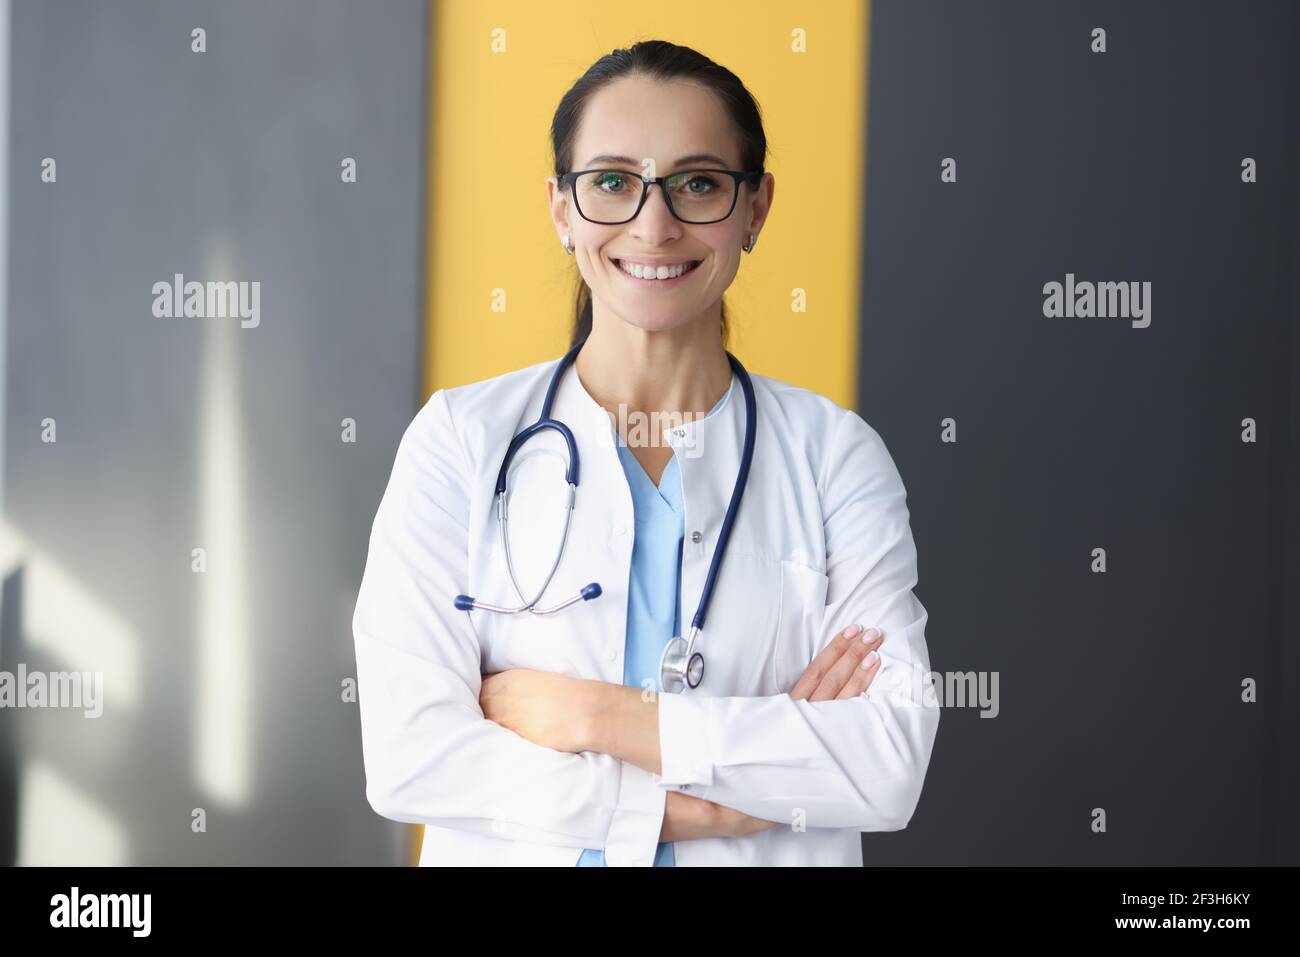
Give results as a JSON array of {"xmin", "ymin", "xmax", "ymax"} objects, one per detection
[{"xmin": 557, "ymin": 167, "xmax": 765, "ymax": 225}]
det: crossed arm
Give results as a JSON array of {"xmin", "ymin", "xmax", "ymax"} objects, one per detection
[{"xmin": 479, "ymin": 623, "xmax": 886, "ymax": 841}]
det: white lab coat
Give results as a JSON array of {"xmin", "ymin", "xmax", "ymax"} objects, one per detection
[{"xmin": 352, "ymin": 353, "xmax": 940, "ymax": 866}]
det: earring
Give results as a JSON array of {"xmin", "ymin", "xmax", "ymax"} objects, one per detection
[
  {"xmin": 742, "ymin": 233, "xmax": 756, "ymax": 254},
  {"xmin": 562, "ymin": 235, "xmax": 573, "ymax": 255}
]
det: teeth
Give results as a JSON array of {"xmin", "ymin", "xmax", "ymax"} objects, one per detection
[{"xmin": 618, "ymin": 259, "xmax": 695, "ymax": 280}]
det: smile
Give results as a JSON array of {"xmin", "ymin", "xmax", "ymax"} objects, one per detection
[{"xmin": 612, "ymin": 258, "xmax": 702, "ymax": 283}]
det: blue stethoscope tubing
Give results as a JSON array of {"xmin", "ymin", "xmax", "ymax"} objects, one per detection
[{"xmin": 453, "ymin": 334, "xmax": 757, "ymax": 692}]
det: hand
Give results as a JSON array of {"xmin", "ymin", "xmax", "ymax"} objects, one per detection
[
  {"xmin": 479, "ymin": 668, "xmax": 593, "ymax": 753},
  {"xmin": 789, "ymin": 624, "xmax": 884, "ymax": 701},
  {"xmin": 660, "ymin": 790, "xmax": 780, "ymax": 842}
]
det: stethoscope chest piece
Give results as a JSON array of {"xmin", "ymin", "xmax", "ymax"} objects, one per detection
[{"xmin": 659, "ymin": 629, "xmax": 705, "ymax": 693}]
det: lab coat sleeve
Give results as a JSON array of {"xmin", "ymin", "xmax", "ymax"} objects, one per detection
[
  {"xmin": 353, "ymin": 389, "xmax": 666, "ymax": 863},
  {"xmin": 653, "ymin": 409, "xmax": 941, "ymax": 831}
]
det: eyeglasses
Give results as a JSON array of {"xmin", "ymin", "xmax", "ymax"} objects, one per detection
[{"xmin": 558, "ymin": 167, "xmax": 764, "ymax": 225}]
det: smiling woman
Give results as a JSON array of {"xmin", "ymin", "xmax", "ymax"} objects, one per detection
[{"xmin": 353, "ymin": 35, "xmax": 938, "ymax": 868}]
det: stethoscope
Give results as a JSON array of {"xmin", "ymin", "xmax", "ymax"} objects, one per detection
[{"xmin": 452, "ymin": 334, "xmax": 757, "ymax": 693}]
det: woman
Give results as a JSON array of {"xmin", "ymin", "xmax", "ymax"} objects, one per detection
[{"xmin": 352, "ymin": 40, "xmax": 939, "ymax": 866}]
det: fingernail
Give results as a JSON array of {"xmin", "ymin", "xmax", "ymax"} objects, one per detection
[
  {"xmin": 860, "ymin": 650, "xmax": 879, "ymax": 669},
  {"xmin": 844, "ymin": 624, "xmax": 862, "ymax": 638},
  {"xmin": 863, "ymin": 627, "xmax": 882, "ymax": 642}
]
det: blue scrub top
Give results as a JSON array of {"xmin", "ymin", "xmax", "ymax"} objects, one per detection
[{"xmin": 576, "ymin": 386, "xmax": 729, "ymax": 867}]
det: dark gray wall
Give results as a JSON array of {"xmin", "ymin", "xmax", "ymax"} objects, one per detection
[
  {"xmin": 860, "ymin": 0, "xmax": 1299, "ymax": 864},
  {"xmin": 2, "ymin": 0, "xmax": 426, "ymax": 864}
]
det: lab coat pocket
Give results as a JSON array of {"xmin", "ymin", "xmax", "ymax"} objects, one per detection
[{"xmin": 773, "ymin": 560, "xmax": 831, "ymax": 694}]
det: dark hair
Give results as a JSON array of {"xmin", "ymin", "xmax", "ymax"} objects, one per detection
[{"xmin": 550, "ymin": 40, "xmax": 768, "ymax": 349}]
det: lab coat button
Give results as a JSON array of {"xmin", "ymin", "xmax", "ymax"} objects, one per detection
[
  {"xmin": 604, "ymin": 647, "xmax": 618, "ymax": 662},
  {"xmin": 690, "ymin": 530, "xmax": 702, "ymax": 543}
]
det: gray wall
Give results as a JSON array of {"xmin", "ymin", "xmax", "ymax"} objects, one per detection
[
  {"xmin": 859, "ymin": 0, "xmax": 1299, "ymax": 864},
  {"xmin": 2, "ymin": 0, "xmax": 426, "ymax": 864}
]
